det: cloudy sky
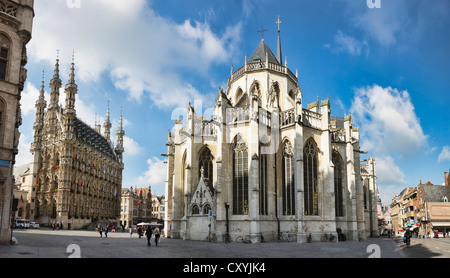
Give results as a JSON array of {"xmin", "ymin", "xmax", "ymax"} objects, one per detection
[{"xmin": 17, "ymin": 0, "xmax": 450, "ymax": 204}]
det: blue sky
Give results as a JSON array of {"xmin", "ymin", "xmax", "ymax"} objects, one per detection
[{"xmin": 17, "ymin": 0, "xmax": 450, "ymax": 205}]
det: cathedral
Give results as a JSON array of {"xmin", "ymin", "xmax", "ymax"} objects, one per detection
[
  {"xmin": 164, "ymin": 22, "xmax": 378, "ymax": 242},
  {"xmin": 27, "ymin": 57, "xmax": 125, "ymax": 229}
]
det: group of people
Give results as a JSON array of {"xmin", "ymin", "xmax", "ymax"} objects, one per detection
[
  {"xmin": 129, "ymin": 225, "xmax": 160, "ymax": 246},
  {"xmin": 97, "ymin": 224, "xmax": 113, "ymax": 237},
  {"xmin": 51, "ymin": 222, "xmax": 63, "ymax": 230}
]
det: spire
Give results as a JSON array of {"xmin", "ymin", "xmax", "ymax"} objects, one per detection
[
  {"xmin": 115, "ymin": 108, "xmax": 125, "ymax": 163},
  {"xmin": 68, "ymin": 51, "xmax": 76, "ymax": 85},
  {"xmin": 39, "ymin": 70, "xmax": 45, "ymax": 101},
  {"xmin": 49, "ymin": 51, "xmax": 62, "ymax": 110},
  {"xmin": 104, "ymin": 101, "xmax": 112, "ymax": 145},
  {"xmin": 276, "ymin": 15, "xmax": 282, "ymax": 65},
  {"xmin": 52, "ymin": 50, "xmax": 60, "ymax": 81}
]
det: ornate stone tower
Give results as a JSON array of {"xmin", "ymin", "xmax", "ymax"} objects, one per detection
[{"xmin": 0, "ymin": 0, "xmax": 34, "ymax": 245}]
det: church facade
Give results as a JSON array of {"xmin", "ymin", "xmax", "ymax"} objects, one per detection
[
  {"xmin": 26, "ymin": 58, "xmax": 125, "ymax": 229},
  {"xmin": 164, "ymin": 25, "xmax": 378, "ymax": 242}
]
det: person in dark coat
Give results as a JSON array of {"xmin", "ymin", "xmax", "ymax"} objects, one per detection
[{"xmin": 145, "ymin": 226, "xmax": 153, "ymax": 246}]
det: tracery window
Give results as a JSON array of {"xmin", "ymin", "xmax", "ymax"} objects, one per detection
[
  {"xmin": 304, "ymin": 139, "xmax": 318, "ymax": 216},
  {"xmin": 192, "ymin": 204, "xmax": 199, "ymax": 215},
  {"xmin": 233, "ymin": 135, "xmax": 248, "ymax": 215},
  {"xmin": 332, "ymin": 151, "xmax": 344, "ymax": 217},
  {"xmin": 0, "ymin": 33, "xmax": 10, "ymax": 81},
  {"xmin": 199, "ymin": 147, "xmax": 213, "ymax": 182},
  {"xmin": 282, "ymin": 141, "xmax": 295, "ymax": 215},
  {"xmin": 203, "ymin": 204, "xmax": 211, "ymax": 215}
]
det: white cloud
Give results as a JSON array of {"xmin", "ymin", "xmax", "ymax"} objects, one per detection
[
  {"xmin": 15, "ymin": 133, "xmax": 31, "ymax": 167},
  {"xmin": 351, "ymin": 85, "xmax": 427, "ymax": 157},
  {"xmin": 133, "ymin": 157, "xmax": 167, "ymax": 189},
  {"xmin": 327, "ymin": 30, "xmax": 369, "ymax": 56},
  {"xmin": 374, "ymin": 155, "xmax": 407, "ymax": 204},
  {"xmin": 438, "ymin": 146, "xmax": 450, "ymax": 162},
  {"xmin": 123, "ymin": 136, "xmax": 143, "ymax": 156},
  {"xmin": 28, "ymin": 0, "xmax": 242, "ymax": 109}
]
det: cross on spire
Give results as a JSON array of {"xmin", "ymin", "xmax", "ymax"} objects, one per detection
[
  {"xmin": 257, "ymin": 25, "xmax": 268, "ymax": 39},
  {"xmin": 276, "ymin": 15, "xmax": 282, "ymax": 31}
]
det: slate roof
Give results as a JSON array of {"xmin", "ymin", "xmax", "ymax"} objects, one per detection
[
  {"xmin": 248, "ymin": 39, "xmax": 280, "ymax": 65},
  {"xmin": 422, "ymin": 184, "xmax": 450, "ymax": 202},
  {"xmin": 73, "ymin": 117, "xmax": 116, "ymax": 159}
]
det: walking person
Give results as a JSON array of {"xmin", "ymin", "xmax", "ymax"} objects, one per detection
[
  {"xmin": 404, "ymin": 229, "xmax": 411, "ymax": 246},
  {"xmin": 105, "ymin": 225, "xmax": 109, "ymax": 238},
  {"xmin": 129, "ymin": 226, "xmax": 133, "ymax": 238},
  {"xmin": 145, "ymin": 226, "xmax": 153, "ymax": 246},
  {"xmin": 153, "ymin": 226, "xmax": 160, "ymax": 246},
  {"xmin": 99, "ymin": 225, "xmax": 103, "ymax": 237}
]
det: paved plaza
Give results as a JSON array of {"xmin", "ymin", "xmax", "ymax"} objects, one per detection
[
  {"xmin": 3, "ymin": 229, "xmax": 450, "ymax": 260},
  {"xmin": 0, "ymin": 228, "xmax": 408, "ymax": 259}
]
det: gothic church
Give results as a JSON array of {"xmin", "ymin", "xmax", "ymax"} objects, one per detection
[{"xmin": 164, "ymin": 21, "xmax": 378, "ymax": 242}]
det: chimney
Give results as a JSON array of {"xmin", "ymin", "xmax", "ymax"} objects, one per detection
[{"xmin": 446, "ymin": 171, "xmax": 449, "ymax": 186}]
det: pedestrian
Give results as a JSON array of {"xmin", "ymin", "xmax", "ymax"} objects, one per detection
[
  {"xmin": 154, "ymin": 226, "xmax": 160, "ymax": 246},
  {"xmin": 404, "ymin": 229, "xmax": 411, "ymax": 246},
  {"xmin": 52, "ymin": 222, "xmax": 55, "ymax": 231},
  {"xmin": 129, "ymin": 226, "xmax": 133, "ymax": 238},
  {"xmin": 99, "ymin": 225, "xmax": 103, "ymax": 237},
  {"xmin": 112, "ymin": 225, "xmax": 115, "ymax": 232},
  {"xmin": 105, "ymin": 225, "xmax": 109, "ymax": 238},
  {"xmin": 138, "ymin": 226, "xmax": 141, "ymax": 239},
  {"xmin": 145, "ymin": 226, "xmax": 153, "ymax": 246}
]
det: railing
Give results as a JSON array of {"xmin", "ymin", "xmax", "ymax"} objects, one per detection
[
  {"xmin": 259, "ymin": 108, "xmax": 271, "ymax": 127},
  {"xmin": 280, "ymin": 109, "xmax": 295, "ymax": 127},
  {"xmin": 231, "ymin": 61, "xmax": 298, "ymax": 84},
  {"xmin": 302, "ymin": 109, "xmax": 322, "ymax": 129},
  {"xmin": 331, "ymin": 128, "xmax": 346, "ymax": 143}
]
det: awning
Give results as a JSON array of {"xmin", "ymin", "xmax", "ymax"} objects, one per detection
[{"xmin": 431, "ymin": 222, "xmax": 450, "ymax": 227}]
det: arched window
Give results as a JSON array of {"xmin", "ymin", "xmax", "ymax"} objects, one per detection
[
  {"xmin": 192, "ymin": 204, "xmax": 199, "ymax": 215},
  {"xmin": 282, "ymin": 141, "xmax": 295, "ymax": 215},
  {"xmin": 0, "ymin": 33, "xmax": 10, "ymax": 81},
  {"xmin": 203, "ymin": 204, "xmax": 211, "ymax": 215},
  {"xmin": 233, "ymin": 135, "xmax": 248, "ymax": 215},
  {"xmin": 332, "ymin": 151, "xmax": 344, "ymax": 217},
  {"xmin": 199, "ymin": 147, "xmax": 213, "ymax": 182},
  {"xmin": 304, "ymin": 139, "xmax": 318, "ymax": 215}
]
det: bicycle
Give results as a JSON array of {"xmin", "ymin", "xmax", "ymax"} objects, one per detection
[
  {"xmin": 222, "ymin": 233, "xmax": 231, "ymax": 244},
  {"xmin": 236, "ymin": 235, "xmax": 252, "ymax": 244},
  {"xmin": 358, "ymin": 232, "xmax": 364, "ymax": 242},
  {"xmin": 206, "ymin": 233, "xmax": 217, "ymax": 242},
  {"xmin": 306, "ymin": 233, "xmax": 312, "ymax": 243},
  {"xmin": 320, "ymin": 233, "xmax": 337, "ymax": 243},
  {"xmin": 278, "ymin": 232, "xmax": 295, "ymax": 242}
]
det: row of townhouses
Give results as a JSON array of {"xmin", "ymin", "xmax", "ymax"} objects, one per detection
[{"xmin": 380, "ymin": 170, "xmax": 450, "ymax": 238}]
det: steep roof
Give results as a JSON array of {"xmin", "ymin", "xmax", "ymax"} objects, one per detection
[
  {"xmin": 248, "ymin": 39, "xmax": 280, "ymax": 65},
  {"xmin": 422, "ymin": 184, "xmax": 450, "ymax": 202},
  {"xmin": 74, "ymin": 117, "xmax": 116, "ymax": 159}
]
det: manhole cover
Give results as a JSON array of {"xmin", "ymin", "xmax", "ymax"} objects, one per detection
[{"xmin": 18, "ymin": 252, "xmax": 33, "ymax": 255}]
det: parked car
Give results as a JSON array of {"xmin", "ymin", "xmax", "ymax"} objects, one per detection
[
  {"xmin": 14, "ymin": 219, "xmax": 30, "ymax": 229},
  {"xmin": 29, "ymin": 222, "xmax": 39, "ymax": 229}
]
